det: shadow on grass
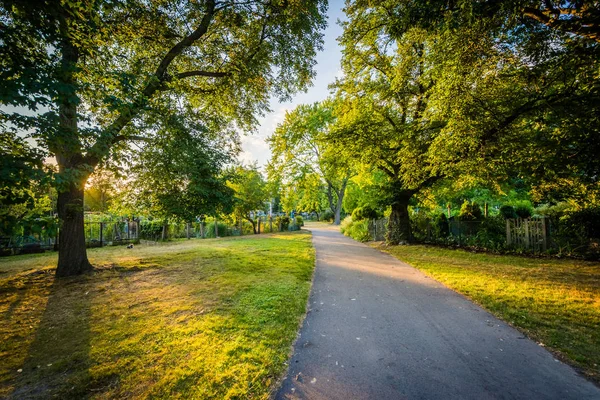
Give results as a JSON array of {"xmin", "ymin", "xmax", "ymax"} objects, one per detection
[{"xmin": 8, "ymin": 273, "xmax": 94, "ymax": 400}]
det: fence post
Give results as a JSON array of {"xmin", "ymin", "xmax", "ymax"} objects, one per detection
[
  {"xmin": 258, "ymin": 217, "xmax": 261, "ymax": 234},
  {"xmin": 541, "ymin": 217, "xmax": 547, "ymax": 251},
  {"xmin": 100, "ymin": 222, "xmax": 104, "ymax": 247},
  {"xmin": 200, "ymin": 222, "xmax": 205, "ymax": 238},
  {"xmin": 524, "ymin": 219, "xmax": 530, "ymax": 249},
  {"xmin": 506, "ymin": 219, "xmax": 511, "ymax": 246},
  {"xmin": 269, "ymin": 217, "xmax": 273, "ymax": 233},
  {"xmin": 373, "ymin": 219, "xmax": 377, "ymax": 241}
]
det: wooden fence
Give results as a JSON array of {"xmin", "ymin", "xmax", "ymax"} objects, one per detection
[{"xmin": 506, "ymin": 217, "xmax": 548, "ymax": 252}]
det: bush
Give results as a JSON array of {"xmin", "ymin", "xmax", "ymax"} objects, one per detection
[
  {"xmin": 275, "ymin": 216, "xmax": 290, "ymax": 231},
  {"xmin": 434, "ymin": 213, "xmax": 450, "ymax": 238},
  {"xmin": 514, "ymin": 203, "xmax": 533, "ymax": 219},
  {"xmin": 351, "ymin": 206, "xmax": 380, "ymax": 221},
  {"xmin": 295, "ymin": 215, "xmax": 304, "ymax": 226},
  {"xmin": 459, "ymin": 201, "xmax": 483, "ymax": 221},
  {"xmin": 205, "ymin": 221, "xmax": 230, "ymax": 238},
  {"xmin": 321, "ymin": 210, "xmax": 334, "ymax": 222},
  {"xmin": 499, "ymin": 205, "xmax": 517, "ymax": 219},
  {"xmin": 340, "ymin": 216, "xmax": 370, "ymax": 242}
]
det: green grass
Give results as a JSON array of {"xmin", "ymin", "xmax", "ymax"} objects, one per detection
[
  {"xmin": 374, "ymin": 243, "xmax": 600, "ymax": 383},
  {"xmin": 0, "ymin": 231, "xmax": 315, "ymax": 399}
]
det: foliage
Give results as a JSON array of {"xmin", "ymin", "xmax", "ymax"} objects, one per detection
[
  {"xmin": 275, "ymin": 216, "xmax": 290, "ymax": 231},
  {"xmin": 126, "ymin": 118, "xmax": 235, "ymax": 222},
  {"xmin": 459, "ymin": 201, "xmax": 483, "ymax": 221},
  {"xmin": 0, "ymin": 232, "xmax": 316, "ymax": 398},
  {"xmin": 1, "ymin": 0, "xmax": 327, "ymax": 275},
  {"xmin": 378, "ymin": 243, "xmax": 600, "ymax": 384},
  {"xmin": 204, "ymin": 221, "xmax": 231, "ymax": 238},
  {"xmin": 351, "ymin": 205, "xmax": 380, "ymax": 221},
  {"xmin": 295, "ymin": 215, "xmax": 304, "ymax": 227},
  {"xmin": 340, "ymin": 216, "xmax": 371, "ymax": 242},
  {"xmin": 227, "ymin": 164, "xmax": 268, "ymax": 234},
  {"xmin": 514, "ymin": 203, "xmax": 533, "ymax": 219},
  {"xmin": 320, "ymin": 210, "xmax": 334, "ymax": 222},
  {"xmin": 499, "ymin": 205, "xmax": 517, "ymax": 219},
  {"xmin": 268, "ymin": 100, "xmax": 354, "ymax": 225},
  {"xmin": 381, "ymin": 1, "xmax": 600, "ymax": 204},
  {"xmin": 434, "ymin": 213, "xmax": 449, "ymax": 238}
]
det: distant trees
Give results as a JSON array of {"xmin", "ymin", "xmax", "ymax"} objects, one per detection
[
  {"xmin": 268, "ymin": 100, "xmax": 353, "ymax": 225},
  {"xmin": 227, "ymin": 165, "xmax": 268, "ymax": 234},
  {"xmin": 1, "ymin": 0, "xmax": 327, "ymax": 276}
]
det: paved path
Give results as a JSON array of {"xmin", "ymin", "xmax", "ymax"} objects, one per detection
[{"xmin": 275, "ymin": 223, "xmax": 600, "ymax": 400}]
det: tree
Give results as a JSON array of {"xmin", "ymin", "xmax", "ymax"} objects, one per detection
[
  {"xmin": 0, "ymin": 132, "xmax": 55, "ymax": 236},
  {"xmin": 1, "ymin": 0, "xmax": 327, "ymax": 276},
  {"xmin": 294, "ymin": 173, "xmax": 328, "ymax": 220},
  {"xmin": 376, "ymin": 0, "xmax": 600, "ymax": 205},
  {"xmin": 227, "ymin": 165, "xmax": 267, "ymax": 234},
  {"xmin": 333, "ymin": 19, "xmax": 444, "ymax": 243},
  {"xmin": 123, "ymin": 115, "xmax": 235, "ymax": 226},
  {"xmin": 335, "ymin": 0, "xmax": 600, "ymax": 242},
  {"xmin": 268, "ymin": 100, "xmax": 353, "ymax": 225}
]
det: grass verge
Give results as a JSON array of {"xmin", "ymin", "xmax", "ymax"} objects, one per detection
[
  {"xmin": 0, "ymin": 231, "xmax": 314, "ymax": 399},
  {"xmin": 373, "ymin": 243, "xmax": 600, "ymax": 384}
]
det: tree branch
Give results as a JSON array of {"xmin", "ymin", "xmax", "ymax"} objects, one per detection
[{"xmin": 175, "ymin": 70, "xmax": 230, "ymax": 79}]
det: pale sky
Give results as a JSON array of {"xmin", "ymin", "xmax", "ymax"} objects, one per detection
[{"xmin": 238, "ymin": 0, "xmax": 346, "ymax": 168}]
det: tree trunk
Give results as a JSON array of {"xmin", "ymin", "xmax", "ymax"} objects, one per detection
[
  {"xmin": 332, "ymin": 180, "xmax": 348, "ymax": 225},
  {"xmin": 56, "ymin": 184, "xmax": 93, "ymax": 277},
  {"xmin": 386, "ymin": 198, "xmax": 411, "ymax": 245},
  {"xmin": 248, "ymin": 218, "xmax": 257, "ymax": 234}
]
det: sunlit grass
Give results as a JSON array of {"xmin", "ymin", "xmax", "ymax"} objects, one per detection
[
  {"xmin": 374, "ymin": 243, "xmax": 600, "ymax": 384},
  {"xmin": 0, "ymin": 232, "xmax": 314, "ymax": 399}
]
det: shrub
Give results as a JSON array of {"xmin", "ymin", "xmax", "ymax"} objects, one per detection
[
  {"xmin": 459, "ymin": 201, "xmax": 483, "ymax": 221},
  {"xmin": 340, "ymin": 216, "xmax": 370, "ymax": 242},
  {"xmin": 351, "ymin": 206, "xmax": 380, "ymax": 221},
  {"xmin": 275, "ymin": 216, "xmax": 290, "ymax": 231},
  {"xmin": 321, "ymin": 210, "xmax": 334, "ymax": 222},
  {"xmin": 295, "ymin": 215, "xmax": 304, "ymax": 226},
  {"xmin": 205, "ymin": 221, "xmax": 230, "ymax": 238},
  {"xmin": 514, "ymin": 203, "xmax": 533, "ymax": 219},
  {"xmin": 434, "ymin": 213, "xmax": 450, "ymax": 238},
  {"xmin": 499, "ymin": 205, "xmax": 517, "ymax": 219}
]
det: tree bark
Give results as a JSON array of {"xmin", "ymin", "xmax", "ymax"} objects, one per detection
[
  {"xmin": 386, "ymin": 192, "xmax": 412, "ymax": 245},
  {"xmin": 333, "ymin": 179, "xmax": 348, "ymax": 225},
  {"xmin": 56, "ymin": 184, "xmax": 93, "ymax": 277}
]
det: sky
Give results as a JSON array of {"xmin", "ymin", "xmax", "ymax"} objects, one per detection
[{"xmin": 238, "ymin": 0, "xmax": 346, "ymax": 168}]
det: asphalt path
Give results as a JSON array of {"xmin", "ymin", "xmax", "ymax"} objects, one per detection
[{"xmin": 275, "ymin": 223, "xmax": 600, "ymax": 400}]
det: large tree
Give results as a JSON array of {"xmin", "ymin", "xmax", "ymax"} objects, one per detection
[
  {"xmin": 268, "ymin": 100, "xmax": 354, "ymax": 225},
  {"xmin": 333, "ymin": 21, "xmax": 444, "ymax": 243},
  {"xmin": 0, "ymin": 0, "xmax": 327, "ymax": 276},
  {"xmin": 375, "ymin": 0, "xmax": 600, "ymax": 205}
]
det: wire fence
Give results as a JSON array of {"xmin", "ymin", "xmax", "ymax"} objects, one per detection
[{"xmin": 1, "ymin": 216, "xmax": 303, "ymax": 256}]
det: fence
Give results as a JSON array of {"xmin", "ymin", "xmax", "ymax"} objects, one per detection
[
  {"xmin": 367, "ymin": 215, "xmax": 554, "ymax": 254},
  {"xmin": 506, "ymin": 217, "xmax": 548, "ymax": 252}
]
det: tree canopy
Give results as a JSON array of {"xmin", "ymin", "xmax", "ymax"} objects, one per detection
[{"xmin": 1, "ymin": 0, "xmax": 328, "ymax": 275}]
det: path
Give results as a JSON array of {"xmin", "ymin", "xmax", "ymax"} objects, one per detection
[{"xmin": 275, "ymin": 223, "xmax": 600, "ymax": 400}]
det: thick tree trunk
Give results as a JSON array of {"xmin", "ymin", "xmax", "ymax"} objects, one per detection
[
  {"xmin": 56, "ymin": 184, "xmax": 93, "ymax": 277},
  {"xmin": 386, "ymin": 198, "xmax": 412, "ymax": 245}
]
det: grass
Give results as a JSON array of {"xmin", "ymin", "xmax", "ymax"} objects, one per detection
[
  {"xmin": 0, "ymin": 231, "xmax": 315, "ymax": 399},
  {"xmin": 373, "ymin": 243, "xmax": 600, "ymax": 384}
]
